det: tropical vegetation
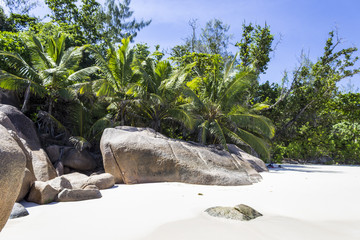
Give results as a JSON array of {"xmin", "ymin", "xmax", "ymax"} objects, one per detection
[{"xmin": 1, "ymin": 0, "xmax": 359, "ymax": 164}]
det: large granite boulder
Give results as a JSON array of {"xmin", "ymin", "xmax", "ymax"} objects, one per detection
[
  {"xmin": 100, "ymin": 126, "xmax": 262, "ymax": 186},
  {"xmin": 0, "ymin": 104, "xmax": 57, "ymax": 182},
  {"xmin": 0, "ymin": 125, "xmax": 26, "ymax": 231}
]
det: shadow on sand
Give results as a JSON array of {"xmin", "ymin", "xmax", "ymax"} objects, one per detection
[{"xmin": 268, "ymin": 164, "xmax": 343, "ymax": 174}]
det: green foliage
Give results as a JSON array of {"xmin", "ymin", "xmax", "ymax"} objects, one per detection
[
  {"xmin": 0, "ymin": 31, "xmax": 28, "ymax": 56},
  {"xmin": 132, "ymin": 60, "xmax": 195, "ymax": 132},
  {"xmin": 3, "ymin": 4, "xmax": 358, "ymax": 165},
  {"xmin": 266, "ymin": 32, "xmax": 360, "ymax": 163},
  {"xmin": 184, "ymin": 54, "xmax": 275, "ymax": 159},
  {"xmin": 199, "ymin": 19, "xmax": 232, "ymax": 57},
  {"xmin": 0, "ymin": 32, "xmax": 96, "ymax": 113},
  {"xmin": 103, "ymin": 0, "xmax": 151, "ymax": 42},
  {"xmin": 236, "ymin": 23, "xmax": 274, "ymax": 74},
  {"xmin": 44, "ymin": 0, "xmax": 151, "ymax": 45}
]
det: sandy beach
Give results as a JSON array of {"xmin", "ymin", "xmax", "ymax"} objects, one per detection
[{"xmin": 2, "ymin": 164, "xmax": 360, "ymax": 240}]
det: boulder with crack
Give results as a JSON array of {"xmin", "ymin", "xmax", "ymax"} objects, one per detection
[{"xmin": 100, "ymin": 126, "xmax": 264, "ymax": 186}]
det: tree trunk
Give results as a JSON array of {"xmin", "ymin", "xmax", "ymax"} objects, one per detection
[
  {"xmin": 48, "ymin": 98, "xmax": 53, "ymax": 116},
  {"xmin": 21, "ymin": 83, "xmax": 31, "ymax": 113}
]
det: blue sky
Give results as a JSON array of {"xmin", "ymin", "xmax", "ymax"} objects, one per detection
[
  {"xmin": 2, "ymin": 0, "xmax": 360, "ymax": 90},
  {"xmin": 128, "ymin": 0, "xmax": 360, "ymax": 91}
]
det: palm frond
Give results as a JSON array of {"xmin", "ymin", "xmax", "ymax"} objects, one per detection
[
  {"xmin": 0, "ymin": 70, "xmax": 46, "ymax": 96},
  {"xmin": 67, "ymin": 66, "xmax": 100, "ymax": 82},
  {"xmin": 230, "ymin": 113, "xmax": 275, "ymax": 139},
  {"xmin": 28, "ymin": 35, "xmax": 55, "ymax": 69},
  {"xmin": 165, "ymin": 108, "xmax": 194, "ymax": 130},
  {"xmin": 59, "ymin": 46, "xmax": 85, "ymax": 70},
  {"xmin": 161, "ymin": 62, "xmax": 196, "ymax": 91},
  {"xmin": 96, "ymin": 81, "xmax": 116, "ymax": 97},
  {"xmin": 218, "ymin": 70, "xmax": 254, "ymax": 107},
  {"xmin": 199, "ymin": 120, "xmax": 209, "ymax": 144},
  {"xmin": 0, "ymin": 51, "xmax": 41, "ymax": 83},
  {"xmin": 209, "ymin": 119, "xmax": 228, "ymax": 150},
  {"xmin": 223, "ymin": 53, "xmax": 238, "ymax": 82},
  {"xmin": 56, "ymin": 88, "xmax": 76, "ymax": 101},
  {"xmin": 236, "ymin": 128, "xmax": 270, "ymax": 160},
  {"xmin": 88, "ymin": 115, "xmax": 113, "ymax": 141},
  {"xmin": 87, "ymin": 46, "xmax": 119, "ymax": 91},
  {"xmin": 250, "ymin": 103, "xmax": 270, "ymax": 112}
]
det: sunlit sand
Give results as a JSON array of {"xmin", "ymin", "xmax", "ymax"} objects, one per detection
[{"xmin": 2, "ymin": 164, "xmax": 360, "ymax": 240}]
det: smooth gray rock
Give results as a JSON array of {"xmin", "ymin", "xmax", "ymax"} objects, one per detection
[
  {"xmin": 205, "ymin": 204, "xmax": 262, "ymax": 221},
  {"xmin": 57, "ymin": 188, "xmax": 102, "ymax": 202},
  {"xmin": 9, "ymin": 203, "xmax": 29, "ymax": 219},
  {"xmin": 100, "ymin": 126, "xmax": 262, "ymax": 186},
  {"xmin": 87, "ymin": 173, "xmax": 115, "ymax": 190}
]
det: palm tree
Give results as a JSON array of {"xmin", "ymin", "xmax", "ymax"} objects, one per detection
[
  {"xmin": 87, "ymin": 37, "xmax": 138, "ymax": 125},
  {"xmin": 0, "ymin": 33, "xmax": 98, "ymax": 113},
  {"xmin": 188, "ymin": 54, "xmax": 275, "ymax": 159},
  {"xmin": 131, "ymin": 58, "xmax": 194, "ymax": 132}
]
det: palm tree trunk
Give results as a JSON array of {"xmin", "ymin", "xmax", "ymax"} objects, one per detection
[
  {"xmin": 48, "ymin": 98, "xmax": 53, "ymax": 115},
  {"xmin": 21, "ymin": 83, "xmax": 31, "ymax": 113}
]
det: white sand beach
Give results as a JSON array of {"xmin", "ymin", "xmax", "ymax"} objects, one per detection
[{"xmin": 2, "ymin": 164, "xmax": 360, "ymax": 240}]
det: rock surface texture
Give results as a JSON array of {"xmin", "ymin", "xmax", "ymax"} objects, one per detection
[
  {"xmin": 46, "ymin": 145, "xmax": 97, "ymax": 173},
  {"xmin": 27, "ymin": 181, "xmax": 59, "ymax": 204},
  {"xmin": 227, "ymin": 144, "xmax": 268, "ymax": 173},
  {"xmin": 57, "ymin": 188, "xmax": 102, "ymax": 202},
  {"xmin": 0, "ymin": 104, "xmax": 57, "ymax": 182},
  {"xmin": 205, "ymin": 204, "xmax": 263, "ymax": 221},
  {"xmin": 101, "ymin": 126, "xmax": 265, "ymax": 185},
  {"xmin": 0, "ymin": 125, "xmax": 26, "ymax": 231}
]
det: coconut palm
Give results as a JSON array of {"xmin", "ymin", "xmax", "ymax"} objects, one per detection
[
  {"xmin": 0, "ymin": 33, "xmax": 98, "ymax": 113},
  {"xmin": 86, "ymin": 37, "xmax": 138, "ymax": 125},
  {"xmin": 130, "ymin": 58, "xmax": 194, "ymax": 132},
  {"xmin": 187, "ymin": 54, "xmax": 275, "ymax": 159}
]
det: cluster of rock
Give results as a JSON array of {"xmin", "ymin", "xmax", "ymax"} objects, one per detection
[
  {"xmin": 27, "ymin": 172, "xmax": 114, "ymax": 204},
  {"xmin": 0, "ymin": 104, "xmax": 114, "ymax": 231},
  {"xmin": 100, "ymin": 126, "xmax": 267, "ymax": 186}
]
